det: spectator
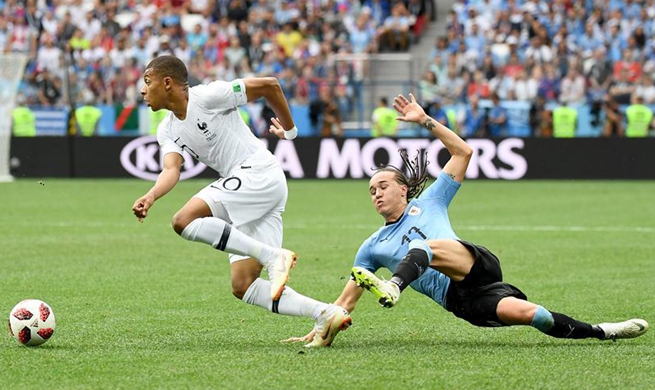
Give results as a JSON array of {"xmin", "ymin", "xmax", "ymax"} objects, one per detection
[
  {"xmin": 486, "ymin": 93, "xmax": 507, "ymax": 137},
  {"xmin": 224, "ymin": 35, "xmax": 247, "ymax": 67},
  {"xmin": 585, "ymin": 47, "xmax": 614, "ymax": 103},
  {"xmin": 406, "ymin": 0, "xmax": 427, "ymax": 42},
  {"xmin": 227, "ymin": 0, "xmax": 249, "ymax": 23},
  {"xmin": 577, "ymin": 22, "xmax": 604, "ymax": 58},
  {"xmin": 36, "ymin": 33, "xmax": 62, "ymax": 75},
  {"xmin": 625, "ymin": 95, "xmax": 653, "ymax": 137},
  {"xmin": 466, "ymin": 69, "xmax": 490, "ymax": 100},
  {"xmin": 371, "ymin": 97, "xmax": 398, "ymax": 137},
  {"xmin": 363, "ymin": 0, "xmax": 391, "ymax": 27},
  {"xmin": 381, "ymin": 1, "xmax": 410, "ymax": 51},
  {"xmin": 349, "ymin": 13, "xmax": 376, "ymax": 54},
  {"xmin": 538, "ymin": 63, "xmax": 560, "ymax": 102},
  {"xmin": 552, "ymin": 103, "xmax": 577, "ymax": 138},
  {"xmin": 309, "ymin": 86, "xmax": 342, "ymax": 137},
  {"xmin": 275, "ymin": 0, "xmax": 300, "ymax": 25},
  {"xmin": 187, "ymin": 23, "xmax": 208, "ymax": 52},
  {"xmin": 609, "ymin": 67, "xmax": 636, "ymax": 105},
  {"xmin": 439, "ymin": 65, "xmax": 466, "ymax": 104},
  {"xmin": 614, "ymin": 49, "xmax": 642, "ymax": 83},
  {"xmin": 103, "ymin": 8, "xmax": 121, "ymax": 39},
  {"xmin": 36, "ymin": 68, "xmax": 62, "ymax": 106},
  {"xmin": 524, "ymin": 35, "xmax": 553, "ymax": 64},
  {"xmin": 276, "ymin": 22, "xmax": 303, "ymax": 58},
  {"xmin": 489, "ymin": 66, "xmax": 514, "ymax": 101},
  {"xmin": 513, "ymin": 69, "xmax": 537, "ymax": 102},
  {"xmin": 427, "ymin": 98, "xmax": 449, "ymax": 127},
  {"xmin": 418, "ymin": 70, "xmax": 439, "ymax": 107},
  {"xmin": 457, "ymin": 94, "xmax": 485, "ymax": 137},
  {"xmin": 41, "ymin": 9, "xmax": 58, "ymax": 38},
  {"xmin": 559, "ymin": 66, "xmax": 586, "ymax": 105},
  {"xmin": 530, "ymin": 95, "xmax": 552, "ymax": 137},
  {"xmin": 635, "ymin": 74, "xmax": 655, "ymax": 104},
  {"xmin": 600, "ymin": 97, "xmax": 624, "ymax": 137}
]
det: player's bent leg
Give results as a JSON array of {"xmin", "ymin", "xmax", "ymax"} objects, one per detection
[
  {"xmin": 351, "ymin": 267, "xmax": 400, "ymax": 308},
  {"xmin": 497, "ymin": 297, "xmax": 616, "ymax": 340},
  {"xmin": 230, "ymin": 258, "xmax": 263, "ymax": 299},
  {"xmin": 177, "ymin": 201, "xmax": 293, "ymax": 300},
  {"xmin": 172, "ymin": 198, "xmax": 214, "ymax": 235},
  {"xmin": 496, "ymin": 297, "xmax": 540, "ymax": 326}
]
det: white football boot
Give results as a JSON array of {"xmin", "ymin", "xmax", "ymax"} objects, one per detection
[
  {"xmin": 596, "ymin": 319, "xmax": 649, "ymax": 341},
  {"xmin": 304, "ymin": 304, "xmax": 352, "ymax": 348},
  {"xmin": 266, "ymin": 249, "xmax": 297, "ymax": 300}
]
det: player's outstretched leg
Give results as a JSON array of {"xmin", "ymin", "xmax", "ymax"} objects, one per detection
[
  {"xmin": 351, "ymin": 267, "xmax": 400, "ymax": 308},
  {"xmin": 595, "ymin": 319, "xmax": 649, "ymax": 341},
  {"xmin": 304, "ymin": 304, "xmax": 352, "ymax": 348},
  {"xmin": 264, "ymin": 249, "xmax": 297, "ymax": 300}
]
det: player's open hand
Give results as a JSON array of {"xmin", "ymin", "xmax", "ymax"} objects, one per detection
[
  {"xmin": 393, "ymin": 93, "xmax": 427, "ymax": 124},
  {"xmin": 280, "ymin": 327, "xmax": 316, "ymax": 343},
  {"xmin": 268, "ymin": 117, "xmax": 289, "ymax": 139},
  {"xmin": 132, "ymin": 194, "xmax": 154, "ymax": 222}
]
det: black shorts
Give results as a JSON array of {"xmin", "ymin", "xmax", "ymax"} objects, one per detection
[{"xmin": 444, "ymin": 240, "xmax": 527, "ymax": 327}]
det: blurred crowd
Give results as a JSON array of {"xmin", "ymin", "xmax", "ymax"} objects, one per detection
[
  {"xmin": 1, "ymin": 0, "xmax": 431, "ymax": 128},
  {"xmin": 418, "ymin": 0, "xmax": 655, "ymax": 137}
]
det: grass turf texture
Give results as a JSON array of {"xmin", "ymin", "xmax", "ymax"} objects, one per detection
[{"xmin": 1, "ymin": 178, "xmax": 654, "ymax": 389}]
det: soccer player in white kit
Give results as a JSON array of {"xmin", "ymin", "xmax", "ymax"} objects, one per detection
[{"xmin": 132, "ymin": 55, "xmax": 350, "ymax": 347}]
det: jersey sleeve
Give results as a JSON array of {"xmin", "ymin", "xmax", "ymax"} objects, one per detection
[
  {"xmin": 194, "ymin": 79, "xmax": 248, "ymax": 111},
  {"xmin": 156, "ymin": 119, "xmax": 183, "ymax": 157},
  {"xmin": 352, "ymin": 238, "xmax": 379, "ymax": 272},
  {"xmin": 418, "ymin": 171, "xmax": 462, "ymax": 207}
]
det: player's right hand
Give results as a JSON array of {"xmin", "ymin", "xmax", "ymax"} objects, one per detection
[
  {"xmin": 280, "ymin": 327, "xmax": 316, "ymax": 343},
  {"xmin": 393, "ymin": 93, "xmax": 427, "ymax": 123},
  {"xmin": 132, "ymin": 195, "xmax": 154, "ymax": 222}
]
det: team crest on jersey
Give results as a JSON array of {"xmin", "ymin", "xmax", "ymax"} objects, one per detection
[{"xmin": 408, "ymin": 206, "xmax": 421, "ymax": 216}]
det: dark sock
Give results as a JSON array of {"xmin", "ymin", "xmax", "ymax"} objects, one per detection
[
  {"xmin": 545, "ymin": 312, "xmax": 605, "ymax": 339},
  {"xmin": 390, "ymin": 248, "xmax": 430, "ymax": 292}
]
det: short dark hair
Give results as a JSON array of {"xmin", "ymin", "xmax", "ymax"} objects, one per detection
[
  {"xmin": 374, "ymin": 150, "xmax": 430, "ymax": 200},
  {"xmin": 380, "ymin": 97, "xmax": 388, "ymax": 105},
  {"xmin": 145, "ymin": 55, "xmax": 188, "ymax": 85}
]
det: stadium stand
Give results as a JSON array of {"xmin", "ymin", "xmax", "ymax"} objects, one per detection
[{"xmin": 3, "ymin": 0, "xmax": 655, "ymax": 137}]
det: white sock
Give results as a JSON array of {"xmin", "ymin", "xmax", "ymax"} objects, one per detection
[
  {"xmin": 180, "ymin": 217, "xmax": 278, "ymax": 266},
  {"xmin": 242, "ymin": 278, "xmax": 327, "ymax": 319}
]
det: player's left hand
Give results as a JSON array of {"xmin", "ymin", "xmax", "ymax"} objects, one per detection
[
  {"xmin": 268, "ymin": 117, "xmax": 289, "ymax": 139},
  {"xmin": 280, "ymin": 328, "xmax": 315, "ymax": 343}
]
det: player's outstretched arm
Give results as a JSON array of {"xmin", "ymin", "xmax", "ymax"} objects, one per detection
[
  {"xmin": 280, "ymin": 280, "xmax": 364, "ymax": 343},
  {"xmin": 394, "ymin": 93, "xmax": 472, "ymax": 182},
  {"xmin": 242, "ymin": 77, "xmax": 297, "ymax": 139},
  {"xmin": 132, "ymin": 153, "xmax": 183, "ymax": 222}
]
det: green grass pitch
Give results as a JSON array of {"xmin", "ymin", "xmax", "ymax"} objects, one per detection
[{"xmin": 1, "ymin": 178, "xmax": 654, "ymax": 389}]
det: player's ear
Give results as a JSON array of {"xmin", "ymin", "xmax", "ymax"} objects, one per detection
[{"xmin": 163, "ymin": 76, "xmax": 173, "ymax": 91}]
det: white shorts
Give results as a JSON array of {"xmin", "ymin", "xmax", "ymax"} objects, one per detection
[{"xmin": 194, "ymin": 163, "xmax": 288, "ymax": 263}]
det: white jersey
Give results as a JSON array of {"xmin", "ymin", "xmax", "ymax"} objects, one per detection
[{"xmin": 157, "ymin": 79, "xmax": 277, "ymax": 176}]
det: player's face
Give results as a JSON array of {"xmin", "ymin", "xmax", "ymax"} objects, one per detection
[
  {"xmin": 369, "ymin": 171, "xmax": 407, "ymax": 218},
  {"xmin": 141, "ymin": 68, "xmax": 166, "ymax": 111}
]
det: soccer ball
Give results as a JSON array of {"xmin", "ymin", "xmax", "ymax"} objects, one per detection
[{"xmin": 8, "ymin": 299, "xmax": 56, "ymax": 346}]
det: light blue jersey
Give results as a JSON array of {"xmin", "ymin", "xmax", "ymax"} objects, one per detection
[{"xmin": 354, "ymin": 171, "xmax": 461, "ymax": 308}]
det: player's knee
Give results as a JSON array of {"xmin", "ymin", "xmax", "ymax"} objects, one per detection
[
  {"xmin": 231, "ymin": 279, "xmax": 250, "ymax": 300},
  {"xmin": 426, "ymin": 240, "xmax": 447, "ymax": 260},
  {"xmin": 171, "ymin": 211, "xmax": 193, "ymax": 235}
]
